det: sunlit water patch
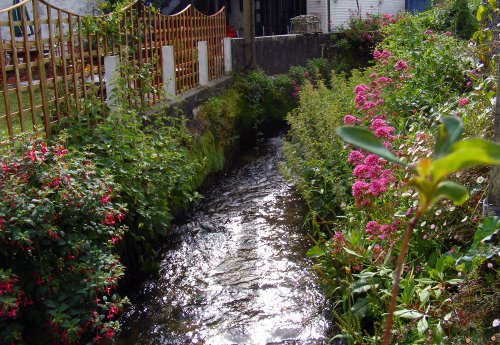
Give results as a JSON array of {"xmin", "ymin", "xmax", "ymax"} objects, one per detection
[{"xmin": 114, "ymin": 137, "xmax": 331, "ymax": 345}]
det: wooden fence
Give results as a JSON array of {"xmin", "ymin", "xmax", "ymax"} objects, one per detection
[{"xmin": 0, "ymin": 0, "xmax": 226, "ymax": 142}]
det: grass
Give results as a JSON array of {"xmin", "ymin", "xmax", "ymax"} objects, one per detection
[{"xmin": 0, "ymin": 88, "xmax": 45, "ymax": 140}]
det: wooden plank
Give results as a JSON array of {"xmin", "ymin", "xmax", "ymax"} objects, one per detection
[
  {"xmin": 33, "ymin": 0, "xmax": 52, "ymax": 136},
  {"xmin": 7, "ymin": 10, "xmax": 25, "ymax": 133},
  {"xmin": 47, "ymin": 6, "xmax": 62, "ymax": 122},
  {"xmin": 20, "ymin": 3, "xmax": 37, "ymax": 132}
]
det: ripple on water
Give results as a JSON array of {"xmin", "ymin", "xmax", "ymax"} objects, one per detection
[{"xmin": 114, "ymin": 137, "xmax": 331, "ymax": 345}]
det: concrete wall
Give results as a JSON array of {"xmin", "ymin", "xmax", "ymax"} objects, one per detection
[{"xmin": 230, "ymin": 34, "xmax": 331, "ymax": 75}]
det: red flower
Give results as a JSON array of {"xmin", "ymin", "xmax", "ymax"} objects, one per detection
[
  {"xmin": 103, "ymin": 213, "xmax": 115, "ymax": 225},
  {"xmin": 100, "ymin": 195, "xmax": 110, "ymax": 204}
]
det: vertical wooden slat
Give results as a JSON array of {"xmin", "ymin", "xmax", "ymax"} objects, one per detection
[
  {"xmin": 57, "ymin": 9, "xmax": 71, "ymax": 116},
  {"xmin": 47, "ymin": 7, "xmax": 61, "ymax": 122},
  {"xmin": 21, "ymin": 1, "xmax": 37, "ymax": 131},
  {"xmin": 7, "ymin": 11, "xmax": 25, "ymax": 132},
  {"xmin": 0, "ymin": 30, "xmax": 13, "ymax": 140},
  {"xmin": 77, "ymin": 16, "xmax": 87, "ymax": 109},
  {"xmin": 67, "ymin": 13, "xmax": 80, "ymax": 114},
  {"xmin": 33, "ymin": 0, "xmax": 51, "ymax": 136}
]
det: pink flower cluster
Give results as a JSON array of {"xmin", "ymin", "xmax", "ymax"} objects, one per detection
[
  {"xmin": 331, "ymin": 231, "xmax": 347, "ymax": 255},
  {"xmin": 458, "ymin": 97, "xmax": 469, "ymax": 107},
  {"xmin": 382, "ymin": 14, "xmax": 397, "ymax": 26},
  {"xmin": 370, "ymin": 118, "xmax": 395, "ymax": 140},
  {"xmin": 365, "ymin": 220, "xmax": 400, "ymax": 243},
  {"xmin": 354, "ymin": 82, "xmax": 386, "ymax": 111},
  {"xmin": 350, "ymin": 151, "xmax": 396, "ymax": 206},
  {"xmin": 373, "ymin": 49, "xmax": 392, "ymax": 65}
]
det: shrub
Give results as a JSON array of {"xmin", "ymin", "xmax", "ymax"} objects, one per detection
[
  {"xmin": 0, "ymin": 139, "xmax": 128, "ymax": 344},
  {"xmin": 283, "ymin": 5, "xmax": 498, "ymax": 344}
]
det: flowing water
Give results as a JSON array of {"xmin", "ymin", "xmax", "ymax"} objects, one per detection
[{"xmin": 115, "ymin": 137, "xmax": 331, "ymax": 345}]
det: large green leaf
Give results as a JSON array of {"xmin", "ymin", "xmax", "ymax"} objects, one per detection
[
  {"xmin": 336, "ymin": 126, "xmax": 408, "ymax": 167},
  {"xmin": 476, "ymin": 5, "xmax": 488, "ymax": 21},
  {"xmin": 306, "ymin": 244, "xmax": 326, "ymax": 257},
  {"xmin": 430, "ymin": 139, "xmax": 500, "ymax": 182},
  {"xmin": 433, "ymin": 117, "xmax": 463, "ymax": 159},
  {"xmin": 393, "ymin": 309, "xmax": 424, "ymax": 320},
  {"xmin": 432, "ymin": 181, "xmax": 469, "ymax": 206},
  {"xmin": 472, "ymin": 216, "xmax": 500, "ymax": 248}
]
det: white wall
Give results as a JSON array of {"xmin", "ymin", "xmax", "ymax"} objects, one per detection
[
  {"xmin": 0, "ymin": 0, "xmax": 102, "ymax": 15},
  {"xmin": 0, "ymin": 0, "xmax": 103, "ymax": 40},
  {"xmin": 331, "ymin": 0, "xmax": 405, "ymax": 29},
  {"xmin": 307, "ymin": 0, "xmax": 328, "ymax": 33},
  {"xmin": 307, "ymin": 0, "xmax": 405, "ymax": 32}
]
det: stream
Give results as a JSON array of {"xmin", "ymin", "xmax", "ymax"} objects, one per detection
[{"xmin": 114, "ymin": 136, "xmax": 331, "ymax": 344}]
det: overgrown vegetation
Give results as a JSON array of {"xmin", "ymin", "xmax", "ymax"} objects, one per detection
[
  {"xmin": 0, "ymin": 59, "xmax": 297, "ymax": 342},
  {"xmin": 282, "ymin": 1, "xmax": 500, "ymax": 343}
]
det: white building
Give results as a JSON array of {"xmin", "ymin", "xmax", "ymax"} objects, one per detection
[
  {"xmin": 0, "ymin": 0, "xmax": 102, "ymax": 16},
  {"xmin": 307, "ymin": 0, "xmax": 406, "ymax": 32}
]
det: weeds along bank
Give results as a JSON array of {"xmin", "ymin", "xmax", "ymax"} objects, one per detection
[
  {"xmin": 0, "ymin": 67, "xmax": 303, "ymax": 343},
  {"xmin": 282, "ymin": 2, "xmax": 500, "ymax": 344}
]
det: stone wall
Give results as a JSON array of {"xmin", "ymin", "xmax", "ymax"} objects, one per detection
[{"xmin": 230, "ymin": 33, "xmax": 333, "ymax": 75}]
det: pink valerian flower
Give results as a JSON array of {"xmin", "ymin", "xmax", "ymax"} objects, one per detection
[
  {"xmin": 382, "ymin": 13, "xmax": 396, "ymax": 26},
  {"xmin": 370, "ymin": 72, "xmax": 379, "ymax": 79},
  {"xmin": 354, "ymin": 84, "xmax": 370, "ymax": 94},
  {"xmin": 373, "ymin": 49, "xmax": 392, "ymax": 61},
  {"xmin": 343, "ymin": 115, "xmax": 358, "ymax": 125},
  {"xmin": 331, "ymin": 231, "xmax": 347, "ymax": 254},
  {"xmin": 443, "ymin": 31, "xmax": 452, "ymax": 37},
  {"xmin": 394, "ymin": 60, "xmax": 408, "ymax": 72},
  {"xmin": 458, "ymin": 97, "xmax": 469, "ymax": 107},
  {"xmin": 424, "ymin": 29, "xmax": 433, "ymax": 35},
  {"xmin": 348, "ymin": 150, "xmax": 365, "ymax": 165},
  {"xmin": 352, "ymin": 180, "xmax": 369, "ymax": 198}
]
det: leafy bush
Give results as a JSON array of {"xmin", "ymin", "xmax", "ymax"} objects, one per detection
[
  {"xmin": 0, "ymin": 139, "xmax": 128, "ymax": 344},
  {"xmin": 283, "ymin": 5, "xmax": 499, "ymax": 344}
]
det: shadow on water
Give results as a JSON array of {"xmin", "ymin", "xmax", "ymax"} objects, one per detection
[{"xmin": 113, "ymin": 136, "xmax": 333, "ymax": 345}]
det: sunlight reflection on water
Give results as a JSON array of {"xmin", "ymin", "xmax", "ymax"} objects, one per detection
[{"xmin": 114, "ymin": 137, "xmax": 331, "ymax": 345}]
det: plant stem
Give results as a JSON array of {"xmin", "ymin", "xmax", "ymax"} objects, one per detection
[{"xmin": 381, "ymin": 209, "xmax": 422, "ymax": 345}]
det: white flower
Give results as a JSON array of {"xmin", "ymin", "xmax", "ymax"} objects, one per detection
[
  {"xmin": 435, "ymin": 209, "xmax": 442, "ymax": 216},
  {"xmin": 493, "ymin": 319, "xmax": 500, "ymax": 328},
  {"xmin": 476, "ymin": 176, "xmax": 485, "ymax": 184}
]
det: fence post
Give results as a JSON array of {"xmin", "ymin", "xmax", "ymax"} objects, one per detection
[
  {"xmin": 161, "ymin": 46, "xmax": 176, "ymax": 99},
  {"xmin": 198, "ymin": 41, "xmax": 208, "ymax": 86},
  {"xmin": 104, "ymin": 55, "xmax": 120, "ymax": 107},
  {"xmin": 223, "ymin": 37, "xmax": 232, "ymax": 75}
]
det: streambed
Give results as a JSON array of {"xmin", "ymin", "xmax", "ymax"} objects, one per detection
[{"xmin": 114, "ymin": 137, "xmax": 331, "ymax": 344}]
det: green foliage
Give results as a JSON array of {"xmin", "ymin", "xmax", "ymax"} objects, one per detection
[
  {"xmin": 282, "ymin": 5, "xmax": 499, "ymax": 344},
  {"xmin": 282, "ymin": 80, "xmax": 353, "ymax": 221},
  {"xmin": 0, "ymin": 139, "xmax": 128, "ymax": 344}
]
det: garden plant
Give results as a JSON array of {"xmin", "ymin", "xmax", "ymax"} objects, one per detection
[{"xmin": 283, "ymin": 1, "xmax": 500, "ymax": 343}]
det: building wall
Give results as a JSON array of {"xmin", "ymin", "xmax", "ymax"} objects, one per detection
[
  {"xmin": 307, "ymin": 0, "xmax": 405, "ymax": 32},
  {"xmin": 0, "ymin": 0, "xmax": 103, "ymax": 40},
  {"xmin": 0, "ymin": 0, "xmax": 102, "ymax": 15},
  {"xmin": 306, "ymin": 0, "xmax": 327, "ymax": 33}
]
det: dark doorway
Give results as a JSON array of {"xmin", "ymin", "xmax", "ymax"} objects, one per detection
[{"xmin": 260, "ymin": 0, "xmax": 306, "ymax": 36}]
